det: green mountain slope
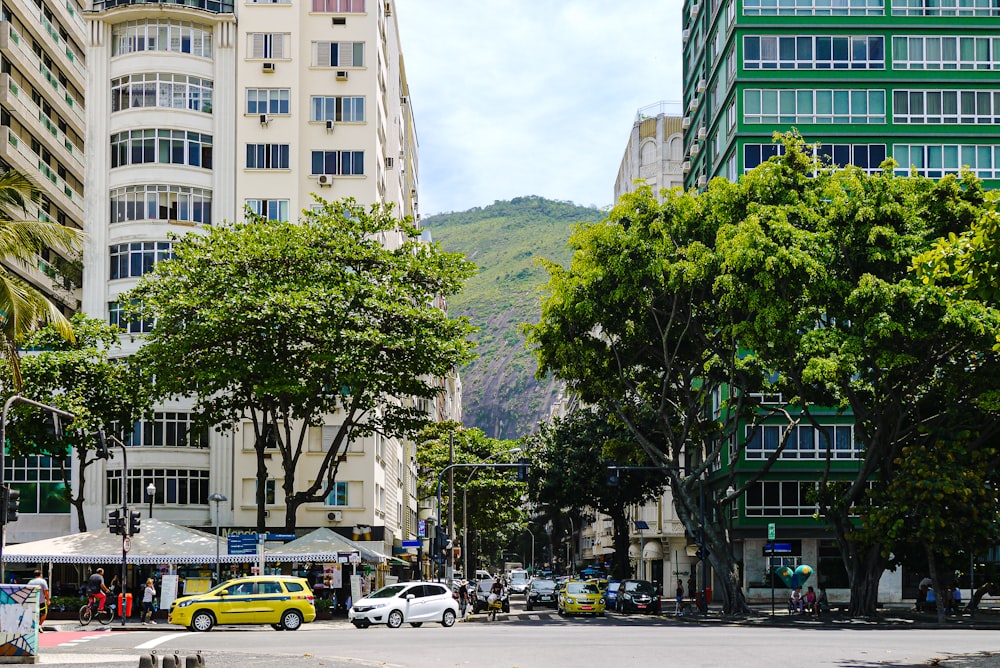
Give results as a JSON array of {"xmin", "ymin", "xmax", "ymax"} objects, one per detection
[{"xmin": 425, "ymin": 196, "xmax": 604, "ymax": 439}]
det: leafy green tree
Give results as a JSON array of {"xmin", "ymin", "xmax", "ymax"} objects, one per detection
[
  {"xmin": 711, "ymin": 133, "xmax": 1000, "ymax": 616},
  {"xmin": 0, "ymin": 169, "xmax": 84, "ymax": 388},
  {"xmin": 4, "ymin": 315, "xmax": 148, "ymax": 530},
  {"xmin": 525, "ymin": 405, "xmax": 668, "ymax": 581},
  {"xmin": 125, "ymin": 200, "xmax": 477, "ymax": 531},
  {"xmin": 415, "ymin": 422, "xmax": 526, "ymax": 573}
]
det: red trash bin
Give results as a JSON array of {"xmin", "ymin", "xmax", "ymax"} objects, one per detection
[
  {"xmin": 706, "ymin": 587, "xmax": 712, "ymax": 605},
  {"xmin": 117, "ymin": 593, "xmax": 133, "ymax": 618}
]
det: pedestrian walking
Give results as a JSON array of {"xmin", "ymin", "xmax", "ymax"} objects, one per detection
[
  {"xmin": 458, "ymin": 580, "xmax": 469, "ymax": 617},
  {"xmin": 27, "ymin": 569, "xmax": 50, "ymax": 631},
  {"xmin": 674, "ymin": 578, "xmax": 684, "ymax": 616},
  {"xmin": 141, "ymin": 578, "xmax": 157, "ymax": 624}
]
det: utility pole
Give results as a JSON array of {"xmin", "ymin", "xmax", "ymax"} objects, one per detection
[{"xmin": 447, "ymin": 432, "xmax": 454, "ymax": 581}]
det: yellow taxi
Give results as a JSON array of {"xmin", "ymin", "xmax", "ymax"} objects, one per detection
[
  {"xmin": 557, "ymin": 579, "xmax": 607, "ymax": 616},
  {"xmin": 168, "ymin": 575, "xmax": 316, "ymax": 632}
]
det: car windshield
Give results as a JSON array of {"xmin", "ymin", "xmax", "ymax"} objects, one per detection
[
  {"xmin": 368, "ymin": 584, "xmax": 408, "ymax": 599},
  {"xmin": 532, "ymin": 580, "xmax": 556, "ymax": 592},
  {"xmin": 510, "ymin": 573, "xmax": 528, "ymax": 582},
  {"xmin": 624, "ymin": 581, "xmax": 655, "ymax": 594},
  {"xmin": 567, "ymin": 582, "xmax": 599, "ymax": 595},
  {"xmin": 608, "ymin": 582, "xmax": 620, "ymax": 592}
]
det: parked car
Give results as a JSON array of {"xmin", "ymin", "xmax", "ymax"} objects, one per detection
[
  {"xmin": 167, "ymin": 575, "xmax": 316, "ymax": 632},
  {"xmin": 525, "ymin": 578, "xmax": 558, "ymax": 611},
  {"xmin": 349, "ymin": 581, "xmax": 458, "ymax": 629},
  {"xmin": 509, "ymin": 570, "xmax": 530, "ymax": 595},
  {"xmin": 472, "ymin": 579, "xmax": 510, "ymax": 614},
  {"xmin": 605, "ymin": 580, "xmax": 621, "ymax": 609},
  {"xmin": 616, "ymin": 579, "xmax": 661, "ymax": 614},
  {"xmin": 557, "ymin": 579, "xmax": 606, "ymax": 616}
]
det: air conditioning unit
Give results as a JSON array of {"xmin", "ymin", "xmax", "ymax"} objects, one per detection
[
  {"xmin": 697, "ymin": 127, "xmax": 708, "ymax": 140},
  {"xmin": 325, "ymin": 119, "xmax": 334, "ymax": 131},
  {"xmin": 400, "ymin": 95, "xmax": 409, "ymax": 105},
  {"xmin": 690, "ymin": 143, "xmax": 701, "ymax": 156},
  {"xmin": 332, "ymin": 16, "xmax": 347, "ymax": 25},
  {"xmin": 318, "ymin": 174, "xmax": 334, "ymax": 186},
  {"xmin": 327, "ymin": 510, "xmax": 342, "ymax": 522},
  {"xmin": 682, "ymin": 28, "xmax": 690, "ymax": 43},
  {"xmin": 385, "ymin": 157, "xmax": 394, "ymax": 169},
  {"xmin": 697, "ymin": 78, "xmax": 707, "ymax": 93},
  {"xmin": 259, "ymin": 114, "xmax": 269, "ymax": 126},
  {"xmin": 262, "ymin": 62, "xmax": 275, "ymax": 73},
  {"xmin": 697, "ymin": 175, "xmax": 708, "ymax": 187},
  {"xmin": 689, "ymin": 98, "xmax": 699, "ymax": 112},
  {"xmin": 690, "ymin": 2, "xmax": 701, "ymax": 18},
  {"xmin": 336, "ymin": 70, "xmax": 349, "ymax": 81},
  {"xmin": 682, "ymin": 161, "xmax": 691, "ymax": 172},
  {"xmin": 682, "ymin": 116, "xmax": 692, "ymax": 129}
]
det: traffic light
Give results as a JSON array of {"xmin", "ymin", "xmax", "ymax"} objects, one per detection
[
  {"xmin": 516, "ymin": 457, "xmax": 530, "ymax": 482},
  {"xmin": 128, "ymin": 510, "xmax": 141, "ymax": 536},
  {"xmin": 5, "ymin": 487, "xmax": 19, "ymax": 523},
  {"xmin": 606, "ymin": 463, "xmax": 619, "ymax": 487},
  {"xmin": 42, "ymin": 412, "xmax": 71, "ymax": 439},
  {"xmin": 92, "ymin": 429, "xmax": 110, "ymax": 460},
  {"xmin": 108, "ymin": 508, "xmax": 123, "ymax": 535}
]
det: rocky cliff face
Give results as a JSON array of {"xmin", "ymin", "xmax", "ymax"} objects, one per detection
[{"xmin": 424, "ymin": 196, "xmax": 603, "ymax": 439}]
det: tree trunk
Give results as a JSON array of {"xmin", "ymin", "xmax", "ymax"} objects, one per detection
[
  {"xmin": 846, "ymin": 543, "xmax": 884, "ymax": 617},
  {"xmin": 926, "ymin": 545, "xmax": 945, "ymax": 624},
  {"xmin": 609, "ymin": 506, "xmax": 630, "ymax": 582},
  {"xmin": 968, "ymin": 582, "xmax": 1000, "ymax": 612},
  {"xmin": 255, "ymin": 439, "xmax": 269, "ymax": 533},
  {"xmin": 72, "ymin": 451, "xmax": 88, "ymax": 532}
]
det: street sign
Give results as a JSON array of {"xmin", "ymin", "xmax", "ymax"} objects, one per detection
[
  {"xmin": 123, "ymin": 537, "xmax": 131, "ymax": 553},
  {"xmin": 228, "ymin": 533, "xmax": 259, "ymax": 555},
  {"xmin": 418, "ymin": 519, "xmax": 426, "ymax": 538},
  {"xmin": 767, "ymin": 523, "xmax": 775, "ymax": 540},
  {"xmin": 265, "ymin": 533, "xmax": 295, "ymax": 541},
  {"xmin": 402, "ymin": 540, "xmax": 421, "ymax": 548}
]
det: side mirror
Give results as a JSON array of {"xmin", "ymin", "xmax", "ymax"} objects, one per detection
[
  {"xmin": 218, "ymin": 590, "xmax": 228, "ymax": 597},
  {"xmin": 406, "ymin": 593, "xmax": 415, "ymax": 600}
]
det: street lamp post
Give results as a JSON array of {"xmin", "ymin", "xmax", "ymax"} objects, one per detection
[
  {"xmin": 146, "ymin": 482, "xmax": 156, "ymax": 519},
  {"xmin": 209, "ymin": 492, "xmax": 227, "ymax": 583},
  {"xmin": 458, "ymin": 447, "xmax": 521, "ymax": 578}
]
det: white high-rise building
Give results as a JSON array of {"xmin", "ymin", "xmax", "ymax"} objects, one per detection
[{"xmin": 78, "ymin": 0, "xmax": 435, "ymax": 566}]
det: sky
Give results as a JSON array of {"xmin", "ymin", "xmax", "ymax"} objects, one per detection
[{"xmin": 393, "ymin": 1, "xmax": 685, "ymax": 216}]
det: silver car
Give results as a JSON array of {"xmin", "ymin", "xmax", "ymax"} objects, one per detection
[{"xmin": 349, "ymin": 582, "xmax": 459, "ymax": 629}]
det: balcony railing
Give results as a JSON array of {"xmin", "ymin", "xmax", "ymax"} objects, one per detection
[{"xmin": 90, "ymin": 0, "xmax": 234, "ymax": 13}]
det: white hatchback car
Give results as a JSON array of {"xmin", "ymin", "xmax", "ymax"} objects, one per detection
[{"xmin": 349, "ymin": 581, "xmax": 458, "ymax": 629}]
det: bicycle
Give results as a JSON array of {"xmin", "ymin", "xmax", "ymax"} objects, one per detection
[{"xmin": 78, "ymin": 594, "xmax": 115, "ymax": 626}]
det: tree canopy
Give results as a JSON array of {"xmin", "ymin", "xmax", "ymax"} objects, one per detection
[{"xmin": 125, "ymin": 199, "xmax": 477, "ymax": 531}]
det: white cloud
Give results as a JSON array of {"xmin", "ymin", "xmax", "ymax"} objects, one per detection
[{"xmin": 395, "ymin": 1, "xmax": 684, "ymax": 214}]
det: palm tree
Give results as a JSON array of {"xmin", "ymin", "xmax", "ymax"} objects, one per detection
[{"xmin": 0, "ymin": 168, "xmax": 85, "ymax": 388}]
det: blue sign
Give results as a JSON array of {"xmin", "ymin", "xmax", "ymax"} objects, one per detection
[
  {"xmin": 764, "ymin": 542, "xmax": 793, "ymax": 554},
  {"xmin": 228, "ymin": 533, "xmax": 259, "ymax": 555},
  {"xmin": 418, "ymin": 519, "xmax": 426, "ymax": 538},
  {"xmin": 402, "ymin": 540, "xmax": 421, "ymax": 548},
  {"xmin": 265, "ymin": 533, "xmax": 296, "ymax": 542}
]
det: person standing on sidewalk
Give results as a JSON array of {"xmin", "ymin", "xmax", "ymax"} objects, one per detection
[
  {"xmin": 27, "ymin": 569, "xmax": 50, "ymax": 631},
  {"xmin": 140, "ymin": 578, "xmax": 157, "ymax": 624}
]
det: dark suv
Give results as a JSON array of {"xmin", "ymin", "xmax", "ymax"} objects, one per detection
[
  {"xmin": 525, "ymin": 578, "xmax": 558, "ymax": 611},
  {"xmin": 615, "ymin": 579, "xmax": 661, "ymax": 614}
]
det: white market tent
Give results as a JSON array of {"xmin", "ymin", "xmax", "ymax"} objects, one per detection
[
  {"xmin": 267, "ymin": 527, "xmax": 390, "ymax": 564},
  {"xmin": 4, "ymin": 518, "xmax": 249, "ymax": 565}
]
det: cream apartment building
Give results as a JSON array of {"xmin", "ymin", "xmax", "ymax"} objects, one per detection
[{"xmin": 75, "ymin": 0, "xmax": 437, "ymax": 563}]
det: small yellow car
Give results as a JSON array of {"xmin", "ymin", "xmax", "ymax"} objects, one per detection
[
  {"xmin": 168, "ymin": 575, "xmax": 316, "ymax": 632},
  {"xmin": 557, "ymin": 579, "xmax": 606, "ymax": 616}
]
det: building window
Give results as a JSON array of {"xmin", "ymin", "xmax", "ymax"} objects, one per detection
[
  {"xmin": 110, "ymin": 185, "xmax": 213, "ymax": 225},
  {"xmin": 744, "ymin": 88, "xmax": 886, "ymax": 124},
  {"xmin": 893, "ymin": 144, "xmax": 1000, "ymax": 179},
  {"xmin": 247, "ymin": 32, "xmax": 289, "ymax": 59},
  {"xmin": 310, "ymin": 96, "xmax": 365, "ymax": 122},
  {"xmin": 108, "ymin": 300, "xmax": 153, "ymax": 334},
  {"xmin": 743, "ymin": 143, "xmax": 885, "ymax": 173},
  {"xmin": 892, "ymin": 35, "xmax": 1000, "ymax": 70},
  {"xmin": 312, "ymin": 41, "xmax": 365, "ymax": 67},
  {"xmin": 744, "ymin": 423, "xmax": 862, "ymax": 459},
  {"xmin": 325, "ymin": 482, "xmax": 349, "ymax": 507},
  {"xmin": 112, "ymin": 20, "xmax": 213, "ymax": 58},
  {"xmin": 111, "ymin": 73, "xmax": 213, "ymax": 113},
  {"xmin": 110, "ymin": 130, "xmax": 213, "ymax": 169},
  {"xmin": 743, "ymin": 0, "xmax": 883, "ymax": 15},
  {"xmin": 255, "ymin": 479, "xmax": 277, "ymax": 505},
  {"xmin": 246, "ymin": 144, "xmax": 290, "ymax": 169},
  {"xmin": 744, "ymin": 35, "xmax": 885, "ymax": 69},
  {"xmin": 108, "ymin": 468, "xmax": 210, "ymax": 507},
  {"xmin": 311, "ymin": 150, "xmax": 364, "ymax": 175},
  {"xmin": 109, "ymin": 241, "xmax": 174, "ymax": 280},
  {"xmin": 245, "ymin": 199, "xmax": 290, "ymax": 222},
  {"xmin": 893, "ymin": 89, "xmax": 1000, "ymax": 124},
  {"xmin": 745, "ymin": 481, "xmax": 817, "ymax": 516},
  {"xmin": 127, "ymin": 412, "xmax": 209, "ymax": 448},
  {"xmin": 312, "ymin": 0, "xmax": 365, "ymax": 11},
  {"xmin": 892, "ymin": 0, "xmax": 1000, "ymax": 16},
  {"xmin": 249, "ymin": 0, "xmax": 291, "ymax": 3},
  {"xmin": 4, "ymin": 454, "xmax": 70, "ymax": 514},
  {"xmin": 246, "ymin": 88, "xmax": 290, "ymax": 115}
]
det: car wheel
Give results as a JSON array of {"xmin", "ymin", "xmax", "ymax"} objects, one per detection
[
  {"xmin": 386, "ymin": 609, "xmax": 404, "ymax": 629},
  {"xmin": 190, "ymin": 610, "xmax": 215, "ymax": 632},
  {"xmin": 270, "ymin": 624, "xmax": 284, "ymax": 631},
  {"xmin": 441, "ymin": 609, "xmax": 456, "ymax": 628},
  {"xmin": 410, "ymin": 622, "xmax": 423, "ymax": 628},
  {"xmin": 281, "ymin": 609, "xmax": 303, "ymax": 631},
  {"xmin": 352, "ymin": 620, "xmax": 370, "ymax": 629}
]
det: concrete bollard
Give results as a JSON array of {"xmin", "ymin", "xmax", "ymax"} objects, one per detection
[
  {"xmin": 138, "ymin": 654, "xmax": 158, "ymax": 668},
  {"xmin": 185, "ymin": 653, "xmax": 205, "ymax": 668},
  {"xmin": 161, "ymin": 654, "xmax": 176, "ymax": 668}
]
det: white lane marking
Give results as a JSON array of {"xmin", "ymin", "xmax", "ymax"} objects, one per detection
[{"xmin": 135, "ymin": 632, "xmax": 194, "ymax": 649}]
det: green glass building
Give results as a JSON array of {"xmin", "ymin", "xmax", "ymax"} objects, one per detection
[{"xmin": 682, "ymin": 0, "xmax": 1000, "ymax": 189}]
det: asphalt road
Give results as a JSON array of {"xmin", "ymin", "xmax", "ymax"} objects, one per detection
[{"xmin": 34, "ymin": 601, "xmax": 1000, "ymax": 668}]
